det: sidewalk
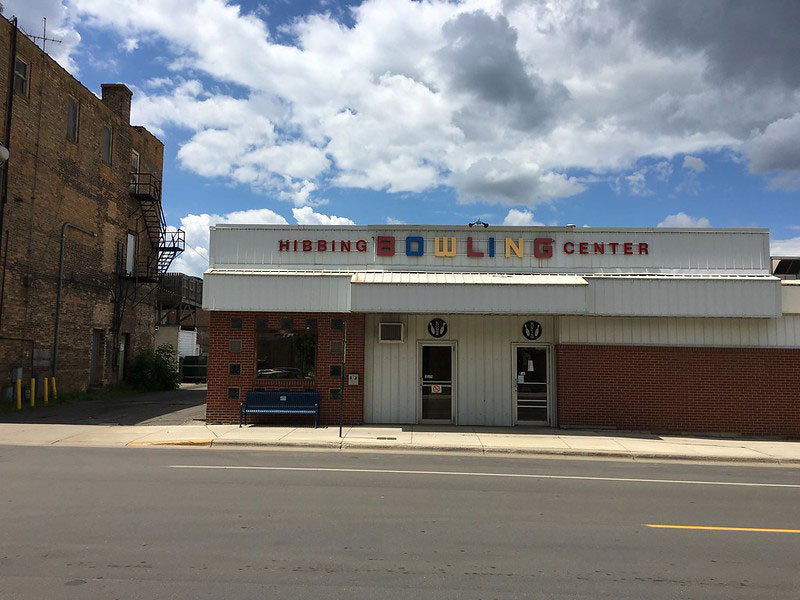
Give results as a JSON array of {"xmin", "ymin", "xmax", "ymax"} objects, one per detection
[{"xmin": 1, "ymin": 422, "xmax": 799, "ymax": 464}]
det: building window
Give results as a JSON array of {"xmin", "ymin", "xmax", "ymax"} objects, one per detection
[
  {"xmin": 67, "ymin": 97, "xmax": 80, "ymax": 143},
  {"xmin": 256, "ymin": 317, "xmax": 268, "ymax": 329},
  {"xmin": 13, "ymin": 57, "xmax": 28, "ymax": 97},
  {"xmin": 125, "ymin": 232, "xmax": 136, "ymax": 275},
  {"xmin": 330, "ymin": 364, "xmax": 342, "ymax": 377},
  {"xmin": 230, "ymin": 317, "xmax": 243, "ymax": 330},
  {"xmin": 305, "ymin": 318, "xmax": 317, "ymax": 330},
  {"xmin": 329, "ymin": 389, "xmax": 342, "ymax": 401},
  {"xmin": 229, "ymin": 363, "xmax": 241, "ymax": 376},
  {"xmin": 256, "ymin": 331, "xmax": 315, "ymax": 379},
  {"xmin": 227, "ymin": 387, "xmax": 240, "ymax": 400},
  {"xmin": 331, "ymin": 318, "xmax": 344, "ymax": 330},
  {"xmin": 229, "ymin": 339, "xmax": 242, "ymax": 353},
  {"xmin": 330, "ymin": 340, "xmax": 343, "ymax": 354},
  {"xmin": 280, "ymin": 317, "xmax": 293, "ymax": 330},
  {"xmin": 101, "ymin": 126, "xmax": 113, "ymax": 164}
]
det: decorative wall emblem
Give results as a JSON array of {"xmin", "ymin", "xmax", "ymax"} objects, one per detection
[
  {"xmin": 522, "ymin": 320, "xmax": 542, "ymax": 341},
  {"xmin": 428, "ymin": 318, "xmax": 448, "ymax": 338}
]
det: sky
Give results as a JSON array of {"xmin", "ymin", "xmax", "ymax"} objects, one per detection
[{"xmin": 5, "ymin": 0, "xmax": 800, "ymax": 277}]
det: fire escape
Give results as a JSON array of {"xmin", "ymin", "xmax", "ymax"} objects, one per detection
[{"xmin": 110, "ymin": 172, "xmax": 186, "ymax": 375}]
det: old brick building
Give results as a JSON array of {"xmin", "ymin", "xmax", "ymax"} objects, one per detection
[{"xmin": 0, "ymin": 16, "xmax": 184, "ymax": 398}]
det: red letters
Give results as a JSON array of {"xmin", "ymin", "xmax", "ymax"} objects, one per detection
[
  {"xmin": 376, "ymin": 236, "xmax": 395, "ymax": 256},
  {"xmin": 317, "ymin": 240, "xmax": 327, "ymax": 252},
  {"xmin": 279, "ymin": 240, "xmax": 290, "ymax": 251},
  {"xmin": 608, "ymin": 242, "xmax": 619, "ymax": 254},
  {"xmin": 533, "ymin": 238, "xmax": 553, "ymax": 259},
  {"xmin": 355, "ymin": 239, "xmax": 367, "ymax": 252},
  {"xmin": 341, "ymin": 240, "xmax": 351, "ymax": 252},
  {"xmin": 302, "ymin": 240, "xmax": 312, "ymax": 252},
  {"xmin": 638, "ymin": 242, "xmax": 649, "ymax": 255},
  {"xmin": 564, "ymin": 242, "xmax": 574, "ymax": 254},
  {"xmin": 466, "ymin": 237, "xmax": 484, "ymax": 257},
  {"xmin": 579, "ymin": 242, "xmax": 589, "ymax": 255},
  {"xmin": 624, "ymin": 242, "xmax": 633, "ymax": 255},
  {"xmin": 593, "ymin": 242, "xmax": 604, "ymax": 254}
]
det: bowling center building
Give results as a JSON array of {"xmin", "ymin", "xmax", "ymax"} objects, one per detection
[{"xmin": 203, "ymin": 225, "xmax": 800, "ymax": 436}]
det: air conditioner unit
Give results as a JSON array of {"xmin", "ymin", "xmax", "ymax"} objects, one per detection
[{"xmin": 378, "ymin": 322, "xmax": 404, "ymax": 343}]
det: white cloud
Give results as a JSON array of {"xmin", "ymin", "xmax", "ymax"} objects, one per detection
[
  {"xmin": 770, "ymin": 237, "xmax": 800, "ymax": 257},
  {"xmin": 502, "ymin": 209, "xmax": 544, "ymax": 226},
  {"xmin": 59, "ymin": 0, "xmax": 800, "ymax": 205},
  {"xmin": 120, "ymin": 37, "xmax": 138, "ymax": 52},
  {"xmin": 292, "ymin": 206, "xmax": 355, "ymax": 225},
  {"xmin": 7, "ymin": 0, "xmax": 82, "ymax": 72},
  {"xmin": 168, "ymin": 207, "xmax": 287, "ymax": 277},
  {"xmin": 386, "ymin": 217, "xmax": 405, "ymax": 224},
  {"xmin": 657, "ymin": 212, "xmax": 711, "ymax": 228},
  {"xmin": 682, "ymin": 155, "xmax": 707, "ymax": 172},
  {"xmin": 745, "ymin": 113, "xmax": 800, "ymax": 189}
]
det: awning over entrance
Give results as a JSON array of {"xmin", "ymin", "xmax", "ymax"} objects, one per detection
[
  {"xmin": 203, "ymin": 269, "xmax": 781, "ymax": 317},
  {"xmin": 350, "ymin": 272, "xmax": 588, "ymax": 313}
]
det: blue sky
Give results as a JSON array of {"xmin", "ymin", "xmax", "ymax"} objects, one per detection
[{"xmin": 8, "ymin": 0, "xmax": 800, "ymax": 275}]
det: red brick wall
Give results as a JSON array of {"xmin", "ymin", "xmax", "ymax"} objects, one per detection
[
  {"xmin": 207, "ymin": 311, "xmax": 365, "ymax": 425},
  {"xmin": 557, "ymin": 344, "xmax": 800, "ymax": 437}
]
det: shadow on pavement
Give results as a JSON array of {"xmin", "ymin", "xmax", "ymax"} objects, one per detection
[{"xmin": 0, "ymin": 385, "xmax": 207, "ymax": 426}]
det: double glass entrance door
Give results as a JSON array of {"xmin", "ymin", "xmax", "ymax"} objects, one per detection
[
  {"xmin": 515, "ymin": 346, "xmax": 548, "ymax": 424},
  {"xmin": 421, "ymin": 344, "xmax": 453, "ymax": 422}
]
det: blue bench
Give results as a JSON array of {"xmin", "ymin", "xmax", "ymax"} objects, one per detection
[{"xmin": 240, "ymin": 390, "xmax": 321, "ymax": 427}]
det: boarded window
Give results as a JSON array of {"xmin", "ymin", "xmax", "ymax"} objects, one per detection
[
  {"xmin": 101, "ymin": 126, "xmax": 113, "ymax": 164},
  {"xmin": 67, "ymin": 98, "xmax": 80, "ymax": 143}
]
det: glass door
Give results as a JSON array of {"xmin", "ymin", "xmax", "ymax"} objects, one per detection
[
  {"xmin": 420, "ymin": 344, "xmax": 454, "ymax": 423},
  {"xmin": 514, "ymin": 346, "xmax": 548, "ymax": 424}
]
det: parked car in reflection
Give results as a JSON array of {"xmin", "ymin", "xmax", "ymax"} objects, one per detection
[{"xmin": 256, "ymin": 367, "xmax": 303, "ymax": 379}]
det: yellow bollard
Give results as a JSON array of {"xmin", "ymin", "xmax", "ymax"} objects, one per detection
[
  {"xmin": 43, "ymin": 377, "xmax": 49, "ymax": 404},
  {"xmin": 16, "ymin": 379, "xmax": 21, "ymax": 410},
  {"xmin": 52, "ymin": 377, "xmax": 58, "ymax": 402},
  {"xmin": 30, "ymin": 378, "xmax": 36, "ymax": 408}
]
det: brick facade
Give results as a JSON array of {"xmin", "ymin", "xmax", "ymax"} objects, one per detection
[
  {"xmin": 557, "ymin": 344, "xmax": 800, "ymax": 436},
  {"xmin": 207, "ymin": 311, "xmax": 365, "ymax": 425},
  {"xmin": 0, "ymin": 17, "xmax": 168, "ymax": 395}
]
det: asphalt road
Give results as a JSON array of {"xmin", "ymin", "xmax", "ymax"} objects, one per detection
[
  {"xmin": 0, "ymin": 385, "xmax": 207, "ymax": 426},
  {"xmin": 1, "ymin": 447, "xmax": 798, "ymax": 599}
]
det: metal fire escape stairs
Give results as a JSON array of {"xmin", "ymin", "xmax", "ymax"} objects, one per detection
[
  {"xmin": 130, "ymin": 173, "xmax": 185, "ymax": 280},
  {"xmin": 109, "ymin": 173, "xmax": 186, "ymax": 374}
]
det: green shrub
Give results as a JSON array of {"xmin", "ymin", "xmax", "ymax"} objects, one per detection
[{"xmin": 127, "ymin": 344, "xmax": 180, "ymax": 391}]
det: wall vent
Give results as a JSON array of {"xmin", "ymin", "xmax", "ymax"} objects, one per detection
[{"xmin": 378, "ymin": 322, "xmax": 404, "ymax": 343}]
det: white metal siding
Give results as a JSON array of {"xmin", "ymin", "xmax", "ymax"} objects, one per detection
[
  {"xmin": 783, "ymin": 284, "xmax": 800, "ymax": 314},
  {"xmin": 209, "ymin": 225, "xmax": 771, "ymax": 274},
  {"xmin": 365, "ymin": 314, "xmax": 555, "ymax": 426},
  {"xmin": 203, "ymin": 271, "xmax": 351, "ymax": 312},
  {"xmin": 352, "ymin": 280, "xmax": 587, "ymax": 313},
  {"xmin": 558, "ymin": 314, "xmax": 800, "ymax": 347},
  {"xmin": 587, "ymin": 277, "xmax": 781, "ymax": 317}
]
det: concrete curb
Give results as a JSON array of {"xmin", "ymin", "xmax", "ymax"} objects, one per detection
[{"xmin": 201, "ymin": 438, "xmax": 800, "ymax": 465}]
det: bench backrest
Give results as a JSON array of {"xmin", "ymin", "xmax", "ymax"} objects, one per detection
[{"xmin": 245, "ymin": 390, "xmax": 320, "ymax": 408}]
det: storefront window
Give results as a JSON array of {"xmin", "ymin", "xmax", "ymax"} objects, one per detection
[{"xmin": 256, "ymin": 332, "xmax": 316, "ymax": 379}]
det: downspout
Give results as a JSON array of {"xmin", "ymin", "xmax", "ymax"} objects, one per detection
[
  {"xmin": 52, "ymin": 223, "xmax": 97, "ymax": 377},
  {"xmin": 0, "ymin": 17, "xmax": 18, "ymax": 329}
]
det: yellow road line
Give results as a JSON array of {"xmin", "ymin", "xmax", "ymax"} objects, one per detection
[{"xmin": 645, "ymin": 524, "xmax": 800, "ymax": 534}]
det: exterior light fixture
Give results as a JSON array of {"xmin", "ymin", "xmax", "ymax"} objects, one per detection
[{"xmin": 468, "ymin": 218, "xmax": 489, "ymax": 228}]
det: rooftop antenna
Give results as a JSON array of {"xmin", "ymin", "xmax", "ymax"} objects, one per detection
[{"xmin": 27, "ymin": 18, "xmax": 62, "ymax": 53}]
